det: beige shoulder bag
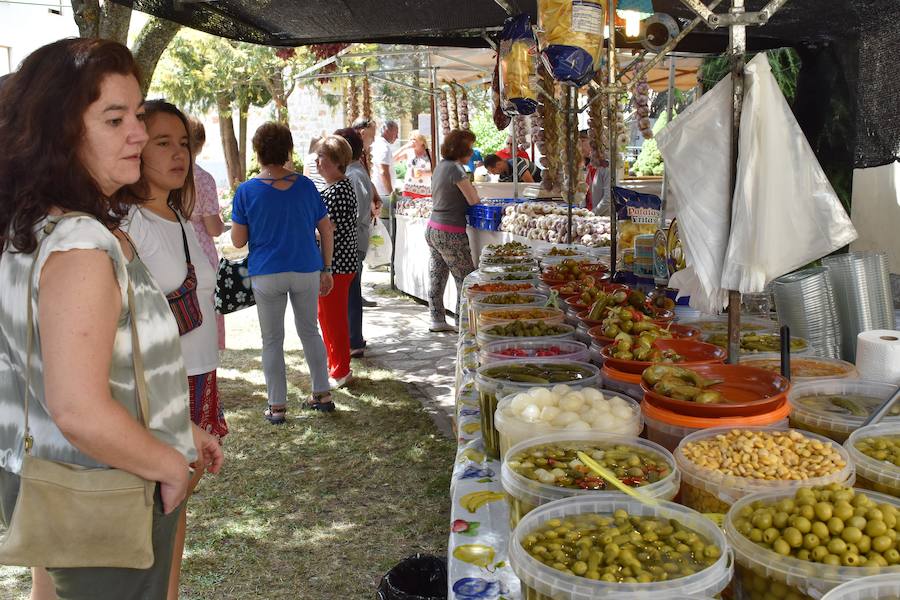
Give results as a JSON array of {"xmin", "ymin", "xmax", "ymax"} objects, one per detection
[{"xmin": 0, "ymin": 214, "xmax": 156, "ymax": 568}]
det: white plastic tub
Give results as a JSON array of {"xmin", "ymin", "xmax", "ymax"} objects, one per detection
[
  {"xmin": 845, "ymin": 422, "xmax": 900, "ymax": 498},
  {"xmin": 476, "ymin": 323, "xmax": 576, "ymax": 347},
  {"xmin": 479, "ymin": 339, "xmax": 589, "ymax": 365},
  {"xmin": 501, "ymin": 433, "xmax": 680, "ymax": 528},
  {"xmin": 788, "ymin": 380, "xmax": 900, "ymax": 443},
  {"xmin": 821, "ymin": 573, "xmax": 900, "ymax": 600},
  {"xmin": 725, "ymin": 488, "xmax": 900, "ymax": 600},
  {"xmin": 509, "ymin": 496, "xmax": 733, "ymax": 600},
  {"xmin": 675, "ymin": 426, "xmax": 855, "ymax": 514},
  {"xmin": 495, "ymin": 390, "xmax": 642, "ymax": 459}
]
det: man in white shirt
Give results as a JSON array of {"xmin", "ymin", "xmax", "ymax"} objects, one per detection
[
  {"xmin": 302, "ymin": 136, "xmax": 327, "ymax": 192},
  {"xmin": 370, "ymin": 120, "xmax": 399, "ymax": 196}
]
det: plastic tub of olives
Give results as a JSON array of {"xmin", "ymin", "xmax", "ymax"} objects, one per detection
[
  {"xmin": 725, "ymin": 485, "xmax": 900, "ymax": 600},
  {"xmin": 820, "ymin": 573, "xmax": 900, "ymax": 600},
  {"xmin": 845, "ymin": 422, "xmax": 900, "ymax": 498},
  {"xmin": 509, "ymin": 496, "xmax": 733, "ymax": 600},
  {"xmin": 675, "ymin": 426, "xmax": 856, "ymax": 514},
  {"xmin": 501, "ymin": 432, "xmax": 680, "ymax": 529}
]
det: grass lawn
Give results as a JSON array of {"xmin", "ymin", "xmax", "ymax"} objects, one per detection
[{"xmin": 1, "ymin": 347, "xmax": 454, "ymax": 599}]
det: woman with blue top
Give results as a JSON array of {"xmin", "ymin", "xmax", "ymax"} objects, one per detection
[{"xmin": 230, "ymin": 122, "xmax": 336, "ymax": 418}]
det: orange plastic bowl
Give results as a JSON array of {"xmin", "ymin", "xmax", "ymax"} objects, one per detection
[
  {"xmin": 600, "ymin": 339, "xmax": 727, "ymax": 375},
  {"xmin": 640, "ymin": 363, "xmax": 791, "ymax": 418},
  {"xmin": 576, "ymin": 309, "xmax": 606, "ymax": 330}
]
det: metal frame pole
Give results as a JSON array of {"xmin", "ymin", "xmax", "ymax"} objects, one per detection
[
  {"xmin": 726, "ymin": 0, "xmax": 746, "ymax": 364},
  {"xmin": 607, "ymin": 0, "xmax": 618, "ymax": 273},
  {"xmin": 565, "ymin": 86, "xmax": 577, "ymax": 244},
  {"xmin": 512, "ymin": 117, "xmax": 519, "ymax": 200},
  {"xmin": 659, "ymin": 57, "xmax": 677, "ymax": 228}
]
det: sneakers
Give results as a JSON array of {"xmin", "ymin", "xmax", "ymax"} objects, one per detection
[
  {"xmin": 429, "ymin": 322, "xmax": 458, "ymax": 333},
  {"xmin": 329, "ymin": 371, "xmax": 354, "ymax": 389}
]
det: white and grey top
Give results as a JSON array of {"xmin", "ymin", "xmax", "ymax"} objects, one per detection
[{"xmin": 0, "ymin": 215, "xmax": 197, "ymax": 475}]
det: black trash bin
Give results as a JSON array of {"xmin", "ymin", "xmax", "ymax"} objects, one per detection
[{"xmin": 377, "ymin": 554, "xmax": 448, "ymax": 600}]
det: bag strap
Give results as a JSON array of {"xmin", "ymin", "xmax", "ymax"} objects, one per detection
[
  {"xmin": 173, "ymin": 211, "xmax": 192, "ymax": 265},
  {"xmin": 23, "ymin": 212, "xmax": 150, "ymax": 455}
]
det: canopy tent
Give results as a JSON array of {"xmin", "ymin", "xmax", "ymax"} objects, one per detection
[{"xmin": 118, "ymin": 0, "xmax": 899, "ymax": 168}]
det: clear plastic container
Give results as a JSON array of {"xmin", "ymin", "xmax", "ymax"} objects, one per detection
[
  {"xmin": 589, "ymin": 340, "xmax": 605, "ymax": 367},
  {"xmin": 509, "ymin": 496, "xmax": 734, "ymax": 600},
  {"xmin": 740, "ymin": 353, "xmax": 858, "ymax": 382},
  {"xmin": 474, "ymin": 360, "xmax": 600, "ymax": 460},
  {"xmin": 642, "ymin": 398, "xmax": 791, "ymax": 452},
  {"xmin": 475, "ymin": 271, "xmax": 541, "ymax": 285},
  {"xmin": 702, "ymin": 330, "xmax": 813, "ymax": 356},
  {"xmin": 480, "ymin": 264, "xmax": 540, "ymax": 276},
  {"xmin": 477, "ymin": 306, "xmax": 565, "ymax": 331},
  {"xmin": 846, "ymin": 422, "xmax": 900, "ymax": 498},
  {"xmin": 476, "ymin": 323, "xmax": 576, "ymax": 347},
  {"xmin": 788, "ymin": 380, "xmax": 900, "ymax": 443},
  {"xmin": 479, "ymin": 339, "xmax": 589, "ymax": 365},
  {"xmin": 725, "ymin": 488, "xmax": 900, "ymax": 600},
  {"xmin": 470, "ymin": 292, "xmax": 550, "ymax": 334},
  {"xmin": 539, "ymin": 252, "xmax": 591, "ymax": 267},
  {"xmin": 501, "ymin": 433, "xmax": 680, "ymax": 528},
  {"xmin": 495, "ymin": 390, "xmax": 642, "ymax": 458},
  {"xmin": 575, "ymin": 322, "xmax": 592, "ymax": 344},
  {"xmin": 686, "ymin": 315, "xmax": 780, "ymax": 334},
  {"xmin": 600, "ymin": 364, "xmax": 644, "ymax": 402},
  {"xmin": 821, "ymin": 573, "xmax": 900, "ymax": 600},
  {"xmin": 675, "ymin": 426, "xmax": 855, "ymax": 514},
  {"xmin": 479, "ymin": 255, "xmax": 538, "ymax": 269}
]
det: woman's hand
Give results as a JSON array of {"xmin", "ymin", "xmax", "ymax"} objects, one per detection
[
  {"xmin": 191, "ymin": 423, "xmax": 224, "ymax": 475},
  {"xmin": 159, "ymin": 453, "xmax": 191, "ymax": 514},
  {"xmin": 320, "ymin": 272, "xmax": 334, "ymax": 296}
]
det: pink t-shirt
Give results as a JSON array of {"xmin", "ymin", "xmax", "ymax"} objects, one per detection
[{"xmin": 190, "ymin": 164, "xmax": 221, "ymax": 271}]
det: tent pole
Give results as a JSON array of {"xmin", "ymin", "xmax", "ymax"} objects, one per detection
[
  {"xmin": 726, "ymin": 0, "xmax": 746, "ymax": 364},
  {"xmin": 608, "ymin": 0, "xmax": 618, "ymax": 273},
  {"xmin": 512, "ymin": 117, "xmax": 519, "ymax": 200},
  {"xmin": 430, "ymin": 65, "xmax": 439, "ymax": 172},
  {"xmin": 659, "ymin": 57, "xmax": 676, "ymax": 228},
  {"xmin": 565, "ymin": 85, "xmax": 576, "ymax": 244}
]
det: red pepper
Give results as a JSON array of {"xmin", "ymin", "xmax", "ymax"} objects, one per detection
[{"xmin": 621, "ymin": 476, "xmax": 645, "ymax": 486}]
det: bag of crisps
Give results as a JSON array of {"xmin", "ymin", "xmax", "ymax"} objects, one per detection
[
  {"xmin": 613, "ymin": 186, "xmax": 661, "ymax": 271},
  {"xmin": 499, "ymin": 14, "xmax": 539, "ymax": 116},
  {"xmin": 538, "ymin": 0, "xmax": 605, "ymax": 86}
]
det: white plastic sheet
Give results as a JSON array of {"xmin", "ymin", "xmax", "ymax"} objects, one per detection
[
  {"xmin": 656, "ymin": 74, "xmax": 733, "ymax": 314},
  {"xmin": 721, "ymin": 54, "xmax": 858, "ymax": 292},
  {"xmin": 365, "ymin": 218, "xmax": 392, "ymax": 269}
]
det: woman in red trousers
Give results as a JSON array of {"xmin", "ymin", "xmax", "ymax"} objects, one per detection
[{"xmin": 315, "ymin": 135, "xmax": 359, "ymax": 388}]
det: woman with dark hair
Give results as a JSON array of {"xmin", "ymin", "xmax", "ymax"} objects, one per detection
[
  {"xmin": 121, "ymin": 100, "xmax": 225, "ymax": 600},
  {"xmin": 0, "ymin": 38, "xmax": 222, "ymax": 598},
  {"xmin": 335, "ymin": 127, "xmax": 374, "ymax": 358},
  {"xmin": 230, "ymin": 122, "xmax": 335, "ymax": 416},
  {"xmin": 426, "ymin": 129, "xmax": 481, "ymax": 333},
  {"xmin": 315, "ymin": 135, "xmax": 359, "ymax": 388}
]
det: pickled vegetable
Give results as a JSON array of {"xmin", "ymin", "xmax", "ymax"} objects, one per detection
[
  {"xmin": 485, "ymin": 241, "xmax": 531, "ymax": 257},
  {"xmin": 542, "ymin": 259, "xmax": 605, "ymax": 283},
  {"xmin": 855, "ymin": 436, "xmax": 900, "ymax": 467},
  {"xmin": 742, "ymin": 358, "xmax": 855, "ymax": 379},
  {"xmin": 609, "ymin": 331, "xmax": 683, "ymax": 363},
  {"xmin": 642, "ymin": 365, "xmax": 725, "ymax": 404},
  {"xmin": 795, "ymin": 395, "xmax": 900, "ymax": 419},
  {"xmin": 599, "ymin": 306, "xmax": 672, "ymax": 340},
  {"xmin": 707, "ymin": 332, "xmax": 808, "ymax": 354},
  {"xmin": 468, "ymin": 282, "xmax": 534, "ymax": 295},
  {"xmin": 477, "ymin": 293, "xmax": 542, "ymax": 305},
  {"xmin": 482, "ymin": 321, "xmax": 571, "ymax": 338},
  {"xmin": 520, "ymin": 511, "xmax": 721, "ymax": 582}
]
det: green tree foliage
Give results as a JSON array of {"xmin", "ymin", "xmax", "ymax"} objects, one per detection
[
  {"xmin": 469, "ymin": 109, "xmax": 509, "ymax": 155},
  {"xmin": 699, "ymin": 48, "xmax": 801, "ymax": 103}
]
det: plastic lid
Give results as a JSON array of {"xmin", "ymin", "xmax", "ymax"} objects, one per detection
[
  {"xmin": 501, "ymin": 432, "xmax": 680, "ymax": 508},
  {"xmin": 479, "ymin": 339, "xmax": 589, "ymax": 365},
  {"xmin": 821, "ymin": 573, "xmax": 900, "ymax": 600},
  {"xmin": 509, "ymin": 496, "xmax": 733, "ymax": 600},
  {"xmin": 739, "ymin": 354, "xmax": 858, "ymax": 382},
  {"xmin": 642, "ymin": 397, "xmax": 791, "ymax": 428},
  {"xmin": 845, "ymin": 422, "xmax": 900, "ymax": 496},
  {"xmin": 725, "ymin": 488, "xmax": 900, "ymax": 599},
  {"xmin": 675, "ymin": 426, "xmax": 855, "ymax": 506},
  {"xmin": 476, "ymin": 323, "xmax": 576, "ymax": 347},
  {"xmin": 788, "ymin": 380, "xmax": 900, "ymax": 437}
]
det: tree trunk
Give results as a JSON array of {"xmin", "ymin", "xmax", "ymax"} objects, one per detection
[
  {"xmin": 238, "ymin": 96, "xmax": 250, "ymax": 177},
  {"xmin": 71, "ymin": 0, "xmax": 100, "ymax": 38},
  {"xmin": 131, "ymin": 18, "xmax": 181, "ymax": 95},
  {"xmin": 217, "ymin": 94, "xmax": 242, "ymax": 187},
  {"xmin": 99, "ymin": 1, "xmax": 131, "ymax": 44}
]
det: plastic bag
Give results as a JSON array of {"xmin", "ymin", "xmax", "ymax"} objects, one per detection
[
  {"xmin": 365, "ymin": 218, "xmax": 392, "ymax": 269},
  {"xmin": 656, "ymin": 73, "xmax": 733, "ymax": 314},
  {"xmin": 499, "ymin": 14, "xmax": 539, "ymax": 116},
  {"xmin": 721, "ymin": 54, "xmax": 858, "ymax": 292},
  {"xmin": 612, "ymin": 186, "xmax": 661, "ymax": 272},
  {"xmin": 538, "ymin": 0, "xmax": 605, "ymax": 86},
  {"xmin": 376, "ymin": 554, "xmax": 447, "ymax": 600}
]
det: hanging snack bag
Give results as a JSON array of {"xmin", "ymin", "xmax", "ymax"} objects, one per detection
[
  {"xmin": 499, "ymin": 14, "xmax": 539, "ymax": 116},
  {"xmin": 538, "ymin": 0, "xmax": 605, "ymax": 86},
  {"xmin": 613, "ymin": 186, "xmax": 661, "ymax": 270}
]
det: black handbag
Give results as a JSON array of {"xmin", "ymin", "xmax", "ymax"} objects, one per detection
[{"xmin": 214, "ymin": 255, "xmax": 255, "ymax": 314}]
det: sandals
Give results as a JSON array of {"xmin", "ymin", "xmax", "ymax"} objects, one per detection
[
  {"xmin": 264, "ymin": 405, "xmax": 287, "ymax": 424},
  {"xmin": 303, "ymin": 392, "xmax": 336, "ymax": 413}
]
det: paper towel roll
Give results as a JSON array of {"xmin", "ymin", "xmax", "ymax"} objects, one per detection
[{"xmin": 856, "ymin": 330, "xmax": 900, "ymax": 384}]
